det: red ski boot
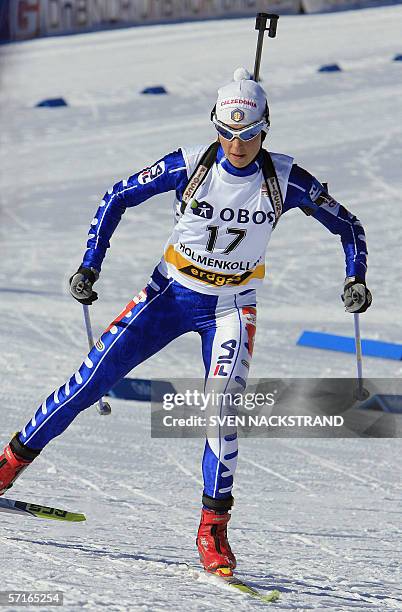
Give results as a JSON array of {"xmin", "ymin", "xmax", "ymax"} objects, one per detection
[
  {"xmin": 196, "ymin": 497, "xmax": 236, "ymax": 574},
  {"xmin": 0, "ymin": 434, "xmax": 40, "ymax": 495}
]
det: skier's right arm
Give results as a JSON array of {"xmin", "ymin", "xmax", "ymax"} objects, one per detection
[{"xmin": 69, "ymin": 149, "xmax": 189, "ymax": 304}]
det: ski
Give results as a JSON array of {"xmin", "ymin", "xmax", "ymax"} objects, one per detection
[
  {"xmin": 209, "ymin": 568, "xmax": 280, "ymax": 603},
  {"xmin": 0, "ymin": 497, "xmax": 86, "ymax": 522}
]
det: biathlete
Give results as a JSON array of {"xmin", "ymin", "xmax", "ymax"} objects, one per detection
[{"xmin": 0, "ymin": 68, "xmax": 372, "ymax": 574}]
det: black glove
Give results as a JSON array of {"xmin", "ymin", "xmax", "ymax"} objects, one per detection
[
  {"xmin": 342, "ymin": 277, "xmax": 372, "ymax": 313},
  {"xmin": 69, "ymin": 267, "xmax": 99, "ymax": 305}
]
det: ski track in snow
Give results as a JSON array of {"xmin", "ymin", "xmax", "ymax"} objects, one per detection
[{"xmin": 1, "ymin": 6, "xmax": 402, "ymax": 611}]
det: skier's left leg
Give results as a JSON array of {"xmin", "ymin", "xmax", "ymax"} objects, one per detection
[{"xmin": 196, "ymin": 290, "xmax": 257, "ymax": 573}]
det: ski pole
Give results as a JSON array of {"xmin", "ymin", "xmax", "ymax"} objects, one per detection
[
  {"xmin": 253, "ymin": 13, "xmax": 279, "ymax": 82},
  {"xmin": 353, "ymin": 313, "xmax": 369, "ymax": 401},
  {"xmin": 82, "ymin": 304, "xmax": 112, "ymax": 415}
]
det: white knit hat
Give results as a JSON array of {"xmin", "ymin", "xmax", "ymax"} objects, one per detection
[{"xmin": 215, "ymin": 67, "xmax": 268, "ymax": 126}]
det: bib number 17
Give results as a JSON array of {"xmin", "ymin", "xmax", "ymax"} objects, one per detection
[{"xmin": 206, "ymin": 226, "xmax": 247, "ymax": 254}]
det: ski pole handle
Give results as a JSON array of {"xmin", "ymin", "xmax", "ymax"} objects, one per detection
[
  {"xmin": 82, "ymin": 304, "xmax": 112, "ymax": 415},
  {"xmin": 253, "ymin": 13, "xmax": 279, "ymax": 82}
]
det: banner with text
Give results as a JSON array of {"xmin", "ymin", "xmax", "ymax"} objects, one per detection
[
  {"xmin": 2, "ymin": 0, "xmax": 300, "ymax": 42},
  {"xmin": 1, "ymin": 0, "xmax": 401, "ymax": 42}
]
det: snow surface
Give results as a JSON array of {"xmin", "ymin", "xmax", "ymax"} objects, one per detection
[{"xmin": 0, "ymin": 6, "xmax": 401, "ymax": 611}]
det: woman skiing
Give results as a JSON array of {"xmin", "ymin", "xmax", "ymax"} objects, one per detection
[{"xmin": 0, "ymin": 69, "xmax": 371, "ymax": 575}]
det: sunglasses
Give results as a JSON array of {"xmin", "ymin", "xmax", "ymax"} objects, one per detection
[{"xmin": 212, "ymin": 117, "xmax": 269, "ymax": 142}]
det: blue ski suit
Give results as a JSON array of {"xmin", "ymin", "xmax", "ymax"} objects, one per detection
[{"xmin": 18, "ymin": 144, "xmax": 368, "ymax": 501}]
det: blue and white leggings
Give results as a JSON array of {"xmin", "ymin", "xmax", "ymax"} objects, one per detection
[{"xmin": 19, "ymin": 267, "xmax": 257, "ymax": 501}]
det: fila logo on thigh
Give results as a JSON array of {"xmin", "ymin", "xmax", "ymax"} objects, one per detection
[{"xmin": 214, "ymin": 339, "xmax": 237, "ymax": 377}]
